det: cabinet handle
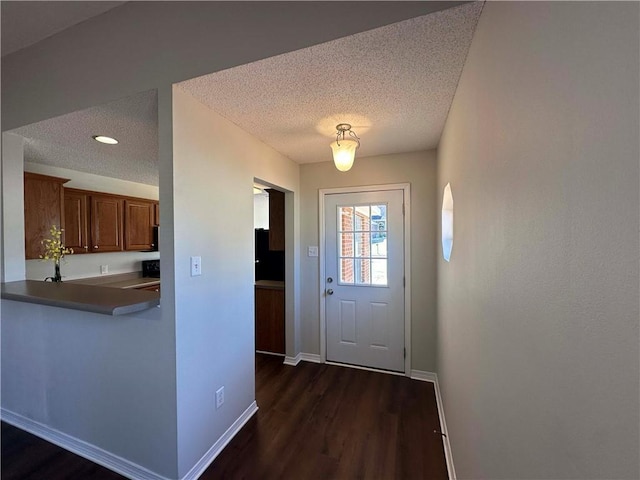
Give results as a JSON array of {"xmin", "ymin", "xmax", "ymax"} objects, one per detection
[
  {"xmin": 94, "ymin": 246, "xmax": 99, "ymax": 249},
  {"xmin": 84, "ymin": 246, "xmax": 88, "ymax": 250}
]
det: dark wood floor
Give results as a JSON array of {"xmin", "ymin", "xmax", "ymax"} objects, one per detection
[
  {"xmin": 207, "ymin": 355, "xmax": 447, "ymax": 480},
  {"xmin": 0, "ymin": 422, "xmax": 125, "ymax": 480},
  {"xmin": 2, "ymin": 354, "xmax": 447, "ymax": 479}
]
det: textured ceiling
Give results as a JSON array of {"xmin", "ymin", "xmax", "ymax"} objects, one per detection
[
  {"xmin": 1, "ymin": 1, "xmax": 127, "ymax": 57},
  {"xmin": 14, "ymin": 90, "xmax": 159, "ymax": 186},
  {"xmin": 10, "ymin": 1, "xmax": 483, "ymax": 185},
  {"xmin": 178, "ymin": 1, "xmax": 483, "ymax": 164}
]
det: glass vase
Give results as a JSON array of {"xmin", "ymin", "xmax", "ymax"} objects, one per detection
[{"xmin": 53, "ymin": 259, "xmax": 62, "ymax": 282}]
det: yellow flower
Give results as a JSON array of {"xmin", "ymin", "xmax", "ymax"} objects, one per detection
[{"xmin": 40, "ymin": 225, "xmax": 73, "ymax": 263}]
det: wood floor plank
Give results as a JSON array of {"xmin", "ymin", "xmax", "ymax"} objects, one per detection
[{"xmin": 2, "ymin": 354, "xmax": 448, "ymax": 479}]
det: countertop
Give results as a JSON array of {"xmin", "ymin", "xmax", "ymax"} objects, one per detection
[
  {"xmin": 255, "ymin": 280, "xmax": 285, "ymax": 290},
  {"xmin": 1, "ymin": 280, "xmax": 160, "ymax": 316},
  {"xmin": 69, "ymin": 272, "xmax": 160, "ymax": 289}
]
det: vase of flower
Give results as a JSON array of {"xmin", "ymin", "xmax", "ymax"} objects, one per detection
[
  {"xmin": 53, "ymin": 258, "xmax": 62, "ymax": 283},
  {"xmin": 40, "ymin": 225, "xmax": 73, "ymax": 282}
]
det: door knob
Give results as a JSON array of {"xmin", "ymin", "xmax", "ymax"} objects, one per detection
[{"xmin": 327, "ymin": 289, "xmax": 334, "ymax": 295}]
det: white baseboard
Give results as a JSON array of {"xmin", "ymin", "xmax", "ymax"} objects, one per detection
[
  {"xmin": 256, "ymin": 350, "xmax": 285, "ymax": 357},
  {"xmin": 2, "ymin": 401, "xmax": 259, "ymax": 480},
  {"xmin": 0, "ymin": 408, "xmax": 170, "ymax": 480},
  {"xmin": 299, "ymin": 353, "xmax": 321, "ymax": 363},
  {"xmin": 181, "ymin": 401, "xmax": 258, "ymax": 480},
  {"xmin": 283, "ymin": 352, "xmax": 321, "ymax": 366},
  {"xmin": 410, "ymin": 369, "xmax": 438, "ymax": 382},
  {"xmin": 283, "ymin": 352, "xmax": 301, "ymax": 366},
  {"xmin": 432, "ymin": 376, "xmax": 456, "ymax": 480},
  {"xmin": 409, "ymin": 370, "xmax": 457, "ymax": 480}
]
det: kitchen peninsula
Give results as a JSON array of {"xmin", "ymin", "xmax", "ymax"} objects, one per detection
[{"xmin": 1, "ymin": 279, "xmax": 159, "ymax": 316}]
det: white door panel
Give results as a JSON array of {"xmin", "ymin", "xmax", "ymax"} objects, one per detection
[{"xmin": 325, "ymin": 190, "xmax": 404, "ymax": 372}]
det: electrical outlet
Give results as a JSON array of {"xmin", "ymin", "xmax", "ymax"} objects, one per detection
[
  {"xmin": 215, "ymin": 386, "xmax": 224, "ymax": 409},
  {"xmin": 100, "ymin": 265, "xmax": 109, "ymax": 274},
  {"xmin": 190, "ymin": 256, "xmax": 202, "ymax": 276}
]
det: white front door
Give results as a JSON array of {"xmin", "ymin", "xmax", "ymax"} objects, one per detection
[{"xmin": 324, "ymin": 189, "xmax": 405, "ymax": 372}]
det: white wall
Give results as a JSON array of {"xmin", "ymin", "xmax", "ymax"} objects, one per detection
[
  {"xmin": 437, "ymin": 2, "xmax": 639, "ymax": 478},
  {"xmin": 171, "ymin": 86, "xmax": 299, "ymax": 476},
  {"xmin": 1, "ymin": 133, "xmax": 25, "ymax": 281},
  {"xmin": 1, "ymin": 301, "xmax": 177, "ymax": 474},
  {"xmin": 253, "ymin": 193, "xmax": 269, "ymax": 229},
  {"xmin": 1, "ymin": 97, "xmax": 178, "ymax": 479},
  {"xmin": 300, "ymin": 151, "xmax": 438, "ymax": 372},
  {"xmin": 24, "ymin": 162, "xmax": 159, "ymax": 281}
]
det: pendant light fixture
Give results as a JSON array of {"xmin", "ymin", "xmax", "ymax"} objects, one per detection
[{"xmin": 330, "ymin": 123, "xmax": 360, "ymax": 172}]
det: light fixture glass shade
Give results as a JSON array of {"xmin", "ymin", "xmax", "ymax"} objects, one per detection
[
  {"xmin": 330, "ymin": 138, "xmax": 358, "ymax": 172},
  {"xmin": 442, "ymin": 183, "xmax": 454, "ymax": 262},
  {"xmin": 92, "ymin": 135, "xmax": 119, "ymax": 144}
]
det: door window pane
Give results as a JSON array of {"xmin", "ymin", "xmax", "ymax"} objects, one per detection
[
  {"xmin": 339, "ymin": 207, "xmax": 353, "ymax": 232},
  {"xmin": 355, "ymin": 258, "xmax": 371, "ymax": 284},
  {"xmin": 340, "ymin": 258, "xmax": 354, "ymax": 284},
  {"xmin": 337, "ymin": 203, "xmax": 388, "ymax": 286},
  {"xmin": 340, "ymin": 233, "xmax": 354, "ymax": 257},
  {"xmin": 354, "ymin": 206, "xmax": 370, "ymax": 231},
  {"xmin": 371, "ymin": 259, "xmax": 387, "ymax": 285},
  {"xmin": 354, "ymin": 232, "xmax": 370, "ymax": 258}
]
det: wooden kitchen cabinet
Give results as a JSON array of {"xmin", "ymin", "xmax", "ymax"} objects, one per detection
[
  {"xmin": 64, "ymin": 189, "xmax": 89, "ymax": 254},
  {"xmin": 255, "ymin": 285, "xmax": 285, "ymax": 354},
  {"xmin": 24, "ymin": 172, "xmax": 69, "ymax": 259},
  {"xmin": 124, "ymin": 199, "xmax": 154, "ymax": 251},
  {"xmin": 62, "ymin": 187, "xmax": 157, "ymax": 254},
  {"xmin": 267, "ymin": 188, "xmax": 285, "ymax": 251},
  {"xmin": 90, "ymin": 194, "xmax": 123, "ymax": 252},
  {"xmin": 23, "ymin": 175, "xmax": 158, "ymax": 257}
]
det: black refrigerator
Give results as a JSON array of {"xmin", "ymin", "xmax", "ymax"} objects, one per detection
[{"xmin": 255, "ymin": 229, "xmax": 285, "ymax": 281}]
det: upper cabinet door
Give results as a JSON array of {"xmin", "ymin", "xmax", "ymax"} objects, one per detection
[
  {"xmin": 63, "ymin": 189, "xmax": 89, "ymax": 254},
  {"xmin": 124, "ymin": 199, "xmax": 154, "ymax": 251},
  {"xmin": 91, "ymin": 195, "xmax": 123, "ymax": 252},
  {"xmin": 267, "ymin": 189, "xmax": 285, "ymax": 251},
  {"xmin": 24, "ymin": 172, "xmax": 69, "ymax": 259}
]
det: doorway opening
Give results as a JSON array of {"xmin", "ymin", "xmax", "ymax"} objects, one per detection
[{"xmin": 253, "ymin": 182, "xmax": 286, "ymax": 356}]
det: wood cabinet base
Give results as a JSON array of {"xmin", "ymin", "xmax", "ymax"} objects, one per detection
[{"xmin": 255, "ymin": 286, "xmax": 285, "ymax": 354}]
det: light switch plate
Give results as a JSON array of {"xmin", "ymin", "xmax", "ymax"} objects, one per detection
[
  {"xmin": 308, "ymin": 246, "xmax": 318, "ymax": 257},
  {"xmin": 190, "ymin": 256, "xmax": 202, "ymax": 276}
]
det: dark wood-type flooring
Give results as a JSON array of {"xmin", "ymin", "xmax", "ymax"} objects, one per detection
[
  {"xmin": 1, "ymin": 422, "xmax": 125, "ymax": 480},
  {"xmin": 2, "ymin": 354, "xmax": 447, "ymax": 479}
]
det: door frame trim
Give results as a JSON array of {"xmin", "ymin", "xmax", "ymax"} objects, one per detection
[{"xmin": 318, "ymin": 183, "xmax": 411, "ymax": 376}]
